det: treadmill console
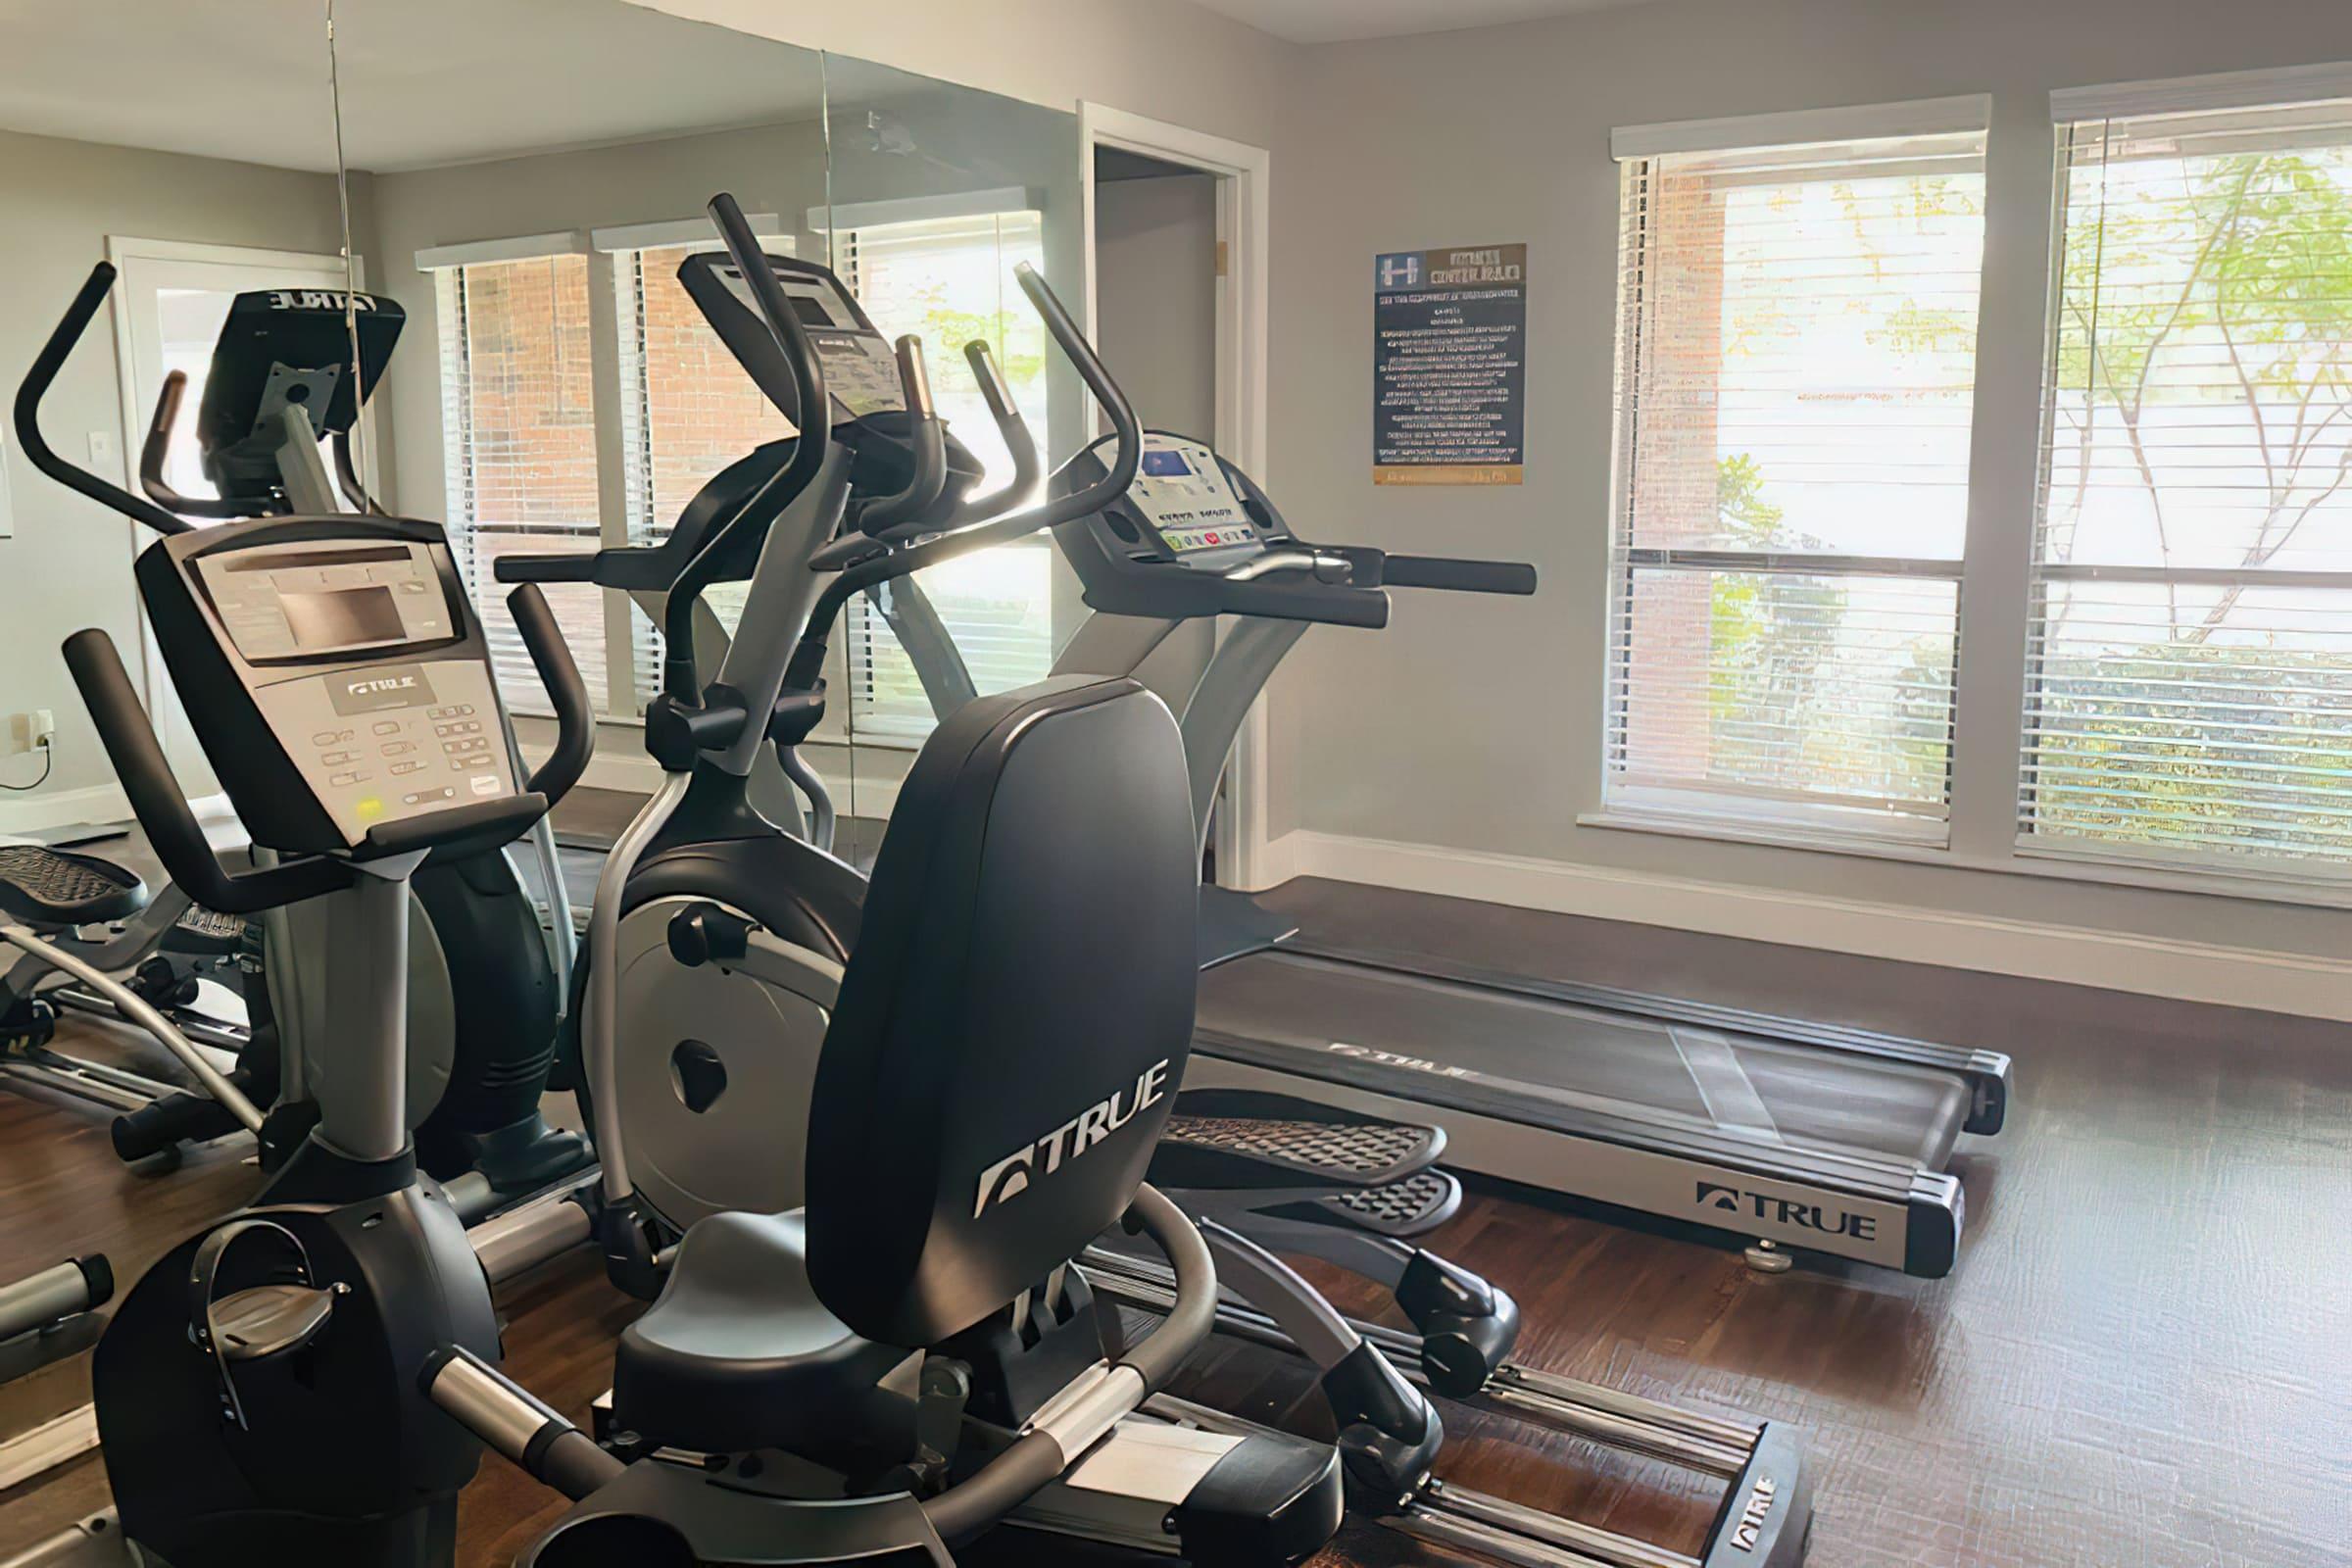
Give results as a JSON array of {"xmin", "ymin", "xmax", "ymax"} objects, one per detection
[
  {"xmin": 1121, "ymin": 434, "xmax": 1275, "ymax": 566},
  {"xmin": 145, "ymin": 523, "xmax": 514, "ymax": 853}
]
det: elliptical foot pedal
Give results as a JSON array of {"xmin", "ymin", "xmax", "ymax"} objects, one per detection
[
  {"xmin": 167, "ymin": 904, "xmax": 249, "ymax": 956},
  {"xmin": 0, "ymin": 846, "xmax": 148, "ymax": 928},
  {"xmin": 1158, "ymin": 1088, "xmax": 1443, "ymax": 1188},
  {"xmin": 1309, "ymin": 1168, "xmax": 1460, "ymax": 1236}
]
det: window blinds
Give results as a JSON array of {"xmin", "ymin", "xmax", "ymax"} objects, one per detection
[
  {"xmin": 614, "ymin": 241, "xmax": 797, "ymax": 710},
  {"xmin": 836, "ymin": 212, "xmax": 1054, "ymax": 739},
  {"xmin": 1607, "ymin": 127, "xmax": 1987, "ymax": 842},
  {"xmin": 2023, "ymin": 94, "xmax": 2352, "ymax": 873},
  {"xmin": 432, "ymin": 255, "xmax": 605, "ymax": 716}
]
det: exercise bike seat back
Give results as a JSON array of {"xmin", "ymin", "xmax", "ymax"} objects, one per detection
[{"xmin": 612, "ymin": 673, "xmax": 1198, "ymax": 1450}]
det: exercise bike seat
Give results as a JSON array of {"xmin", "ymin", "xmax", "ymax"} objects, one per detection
[
  {"xmin": 0, "ymin": 846, "xmax": 148, "ymax": 930},
  {"xmin": 612, "ymin": 1209, "xmax": 916, "ymax": 1459}
]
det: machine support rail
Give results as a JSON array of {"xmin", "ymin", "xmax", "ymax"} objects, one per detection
[{"xmin": 1084, "ymin": 1247, "xmax": 1760, "ymax": 1473}]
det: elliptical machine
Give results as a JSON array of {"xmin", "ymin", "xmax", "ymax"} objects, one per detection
[
  {"xmin": 8, "ymin": 260, "xmax": 597, "ymax": 1567},
  {"xmin": 416, "ymin": 191, "xmax": 1344, "ymax": 1568},
  {"xmin": 497, "ymin": 220, "xmax": 1069, "ymax": 1293},
  {"xmin": 0, "ymin": 284, "xmax": 588, "ymax": 1201}
]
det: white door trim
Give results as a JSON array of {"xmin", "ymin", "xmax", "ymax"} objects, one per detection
[{"xmin": 1078, "ymin": 103, "xmax": 1277, "ymax": 888}]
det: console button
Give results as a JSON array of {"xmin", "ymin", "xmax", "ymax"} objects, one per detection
[
  {"xmin": 329, "ymin": 770, "xmax": 370, "ymax": 787},
  {"xmin": 373, "ymin": 720, "xmax": 402, "ymax": 736}
]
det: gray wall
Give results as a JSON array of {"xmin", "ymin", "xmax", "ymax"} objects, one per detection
[
  {"xmin": 1094, "ymin": 167, "xmax": 1222, "ymax": 718},
  {"xmin": 0, "ymin": 130, "xmax": 346, "ymax": 814},
  {"xmin": 1267, "ymin": 0, "xmax": 2352, "ymax": 959},
  {"xmin": 1095, "ymin": 170, "xmax": 1218, "ymax": 438}
]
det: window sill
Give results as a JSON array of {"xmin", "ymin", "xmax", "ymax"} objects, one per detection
[{"xmin": 1579, "ymin": 808, "xmax": 2352, "ymax": 911}]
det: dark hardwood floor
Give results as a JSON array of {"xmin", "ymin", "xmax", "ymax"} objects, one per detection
[{"xmin": 1, "ymin": 869, "xmax": 2345, "ymax": 1565}]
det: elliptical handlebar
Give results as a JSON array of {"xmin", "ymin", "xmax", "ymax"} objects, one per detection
[
  {"xmin": 943, "ymin": 338, "xmax": 1042, "ymax": 528},
  {"xmin": 15, "ymin": 263, "xmax": 192, "ymax": 537},
  {"xmin": 659, "ymin": 191, "xmax": 832, "ymax": 705},
  {"xmin": 780, "ymin": 262, "xmax": 1141, "ymax": 693},
  {"xmin": 507, "ymin": 582, "xmax": 597, "ymax": 808},
  {"xmin": 60, "ymin": 630, "xmax": 354, "ymax": 914},
  {"xmin": 138, "ymin": 371, "xmax": 248, "ymax": 520},
  {"xmin": 854, "ymin": 336, "xmax": 949, "ymax": 538}
]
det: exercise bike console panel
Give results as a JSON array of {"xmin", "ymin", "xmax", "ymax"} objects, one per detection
[{"xmin": 807, "ymin": 674, "xmax": 1200, "ymax": 1348}]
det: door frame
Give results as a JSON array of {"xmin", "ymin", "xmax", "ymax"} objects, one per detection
[
  {"xmin": 1078, "ymin": 103, "xmax": 1276, "ymax": 890},
  {"xmin": 103, "ymin": 235, "xmax": 371, "ymax": 732}
]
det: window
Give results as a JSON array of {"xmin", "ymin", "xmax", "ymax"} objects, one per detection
[
  {"xmin": 2024, "ymin": 88, "xmax": 2352, "ymax": 875},
  {"xmin": 836, "ymin": 211, "xmax": 1054, "ymax": 740},
  {"xmin": 615, "ymin": 239, "xmax": 797, "ymax": 699},
  {"xmin": 1606, "ymin": 113, "xmax": 1987, "ymax": 845},
  {"xmin": 432, "ymin": 252, "xmax": 603, "ymax": 713}
]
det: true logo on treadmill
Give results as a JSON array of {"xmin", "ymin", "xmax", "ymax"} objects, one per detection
[
  {"xmin": 1694, "ymin": 1181, "xmax": 1877, "ymax": 1241},
  {"xmin": 1729, "ymin": 1476, "xmax": 1778, "ymax": 1552},
  {"xmin": 1323, "ymin": 1042, "xmax": 1477, "ymax": 1080},
  {"xmin": 971, "ymin": 1059, "xmax": 1170, "ymax": 1218}
]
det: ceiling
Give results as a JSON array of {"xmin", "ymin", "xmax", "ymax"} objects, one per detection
[
  {"xmin": 0, "ymin": 0, "xmax": 822, "ymax": 174},
  {"xmin": 1189, "ymin": 0, "xmax": 1652, "ymax": 44}
]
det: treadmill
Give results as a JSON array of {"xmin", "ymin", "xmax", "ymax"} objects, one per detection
[{"xmin": 1044, "ymin": 429, "xmax": 2012, "ymax": 1278}]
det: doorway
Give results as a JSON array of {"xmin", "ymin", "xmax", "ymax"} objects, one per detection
[{"xmin": 1079, "ymin": 106, "xmax": 1272, "ymax": 890}]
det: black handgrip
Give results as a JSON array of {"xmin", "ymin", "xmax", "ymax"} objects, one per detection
[
  {"xmin": 1380, "ymin": 554, "xmax": 1539, "ymax": 595},
  {"xmin": 139, "ymin": 372, "xmax": 246, "ymax": 520},
  {"xmin": 662, "ymin": 193, "xmax": 832, "ymax": 702},
  {"xmin": 61, "ymin": 629, "xmax": 351, "ymax": 914},
  {"xmin": 506, "ymin": 583, "xmax": 594, "ymax": 807},
  {"xmin": 860, "ymin": 337, "xmax": 949, "ymax": 537},
  {"xmin": 331, "ymin": 429, "xmax": 387, "ymax": 516},
  {"xmin": 1222, "ymin": 576, "xmax": 1391, "ymax": 629},
  {"xmin": 945, "ymin": 339, "xmax": 1042, "ymax": 527},
  {"xmin": 493, "ymin": 552, "xmax": 604, "ymax": 584},
  {"xmin": 15, "ymin": 264, "xmax": 190, "ymax": 537}
]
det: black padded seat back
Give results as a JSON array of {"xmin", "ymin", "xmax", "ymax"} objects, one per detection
[{"xmin": 807, "ymin": 675, "xmax": 1197, "ymax": 1348}]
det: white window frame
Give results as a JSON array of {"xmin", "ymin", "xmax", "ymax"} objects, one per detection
[
  {"xmin": 2015, "ymin": 64, "xmax": 2352, "ymax": 892},
  {"xmin": 1593, "ymin": 98, "xmax": 1992, "ymax": 853}
]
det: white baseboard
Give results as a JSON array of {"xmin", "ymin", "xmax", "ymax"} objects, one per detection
[
  {"xmin": 1267, "ymin": 829, "xmax": 2352, "ymax": 1023},
  {"xmin": 0, "ymin": 782, "xmax": 133, "ymax": 839}
]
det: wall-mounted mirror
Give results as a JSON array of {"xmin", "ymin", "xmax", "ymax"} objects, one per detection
[
  {"xmin": 813, "ymin": 52, "xmax": 1087, "ymax": 837},
  {"xmin": 326, "ymin": 0, "xmax": 824, "ymax": 803},
  {"xmin": 324, "ymin": 7, "xmax": 1093, "ymax": 862},
  {"xmin": 0, "ymin": 1, "xmax": 347, "ymax": 807}
]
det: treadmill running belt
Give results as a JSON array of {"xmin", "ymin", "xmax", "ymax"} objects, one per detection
[{"xmin": 1198, "ymin": 952, "xmax": 1970, "ymax": 1170}]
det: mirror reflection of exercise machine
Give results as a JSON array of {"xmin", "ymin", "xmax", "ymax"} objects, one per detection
[
  {"xmin": 0, "ymin": 287, "xmax": 589, "ymax": 1208},
  {"xmin": 5, "ymin": 258, "xmax": 601, "ymax": 1567}
]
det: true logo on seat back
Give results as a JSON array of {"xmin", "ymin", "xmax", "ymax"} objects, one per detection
[{"xmin": 971, "ymin": 1060, "xmax": 1171, "ymax": 1218}]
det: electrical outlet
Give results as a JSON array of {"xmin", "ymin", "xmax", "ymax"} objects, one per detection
[
  {"xmin": 87, "ymin": 430, "xmax": 119, "ymax": 480},
  {"xmin": 7, "ymin": 711, "xmax": 53, "ymax": 757}
]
